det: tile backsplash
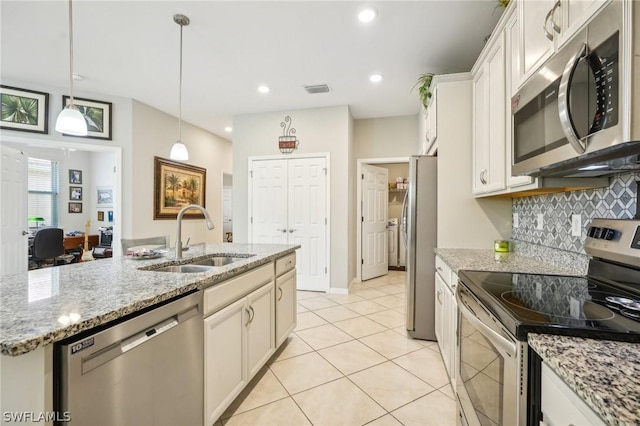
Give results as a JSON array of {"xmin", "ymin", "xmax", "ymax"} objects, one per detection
[{"xmin": 512, "ymin": 172, "xmax": 639, "ymax": 254}]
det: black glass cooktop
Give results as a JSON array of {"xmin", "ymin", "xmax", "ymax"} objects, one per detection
[{"xmin": 457, "ymin": 270, "xmax": 640, "ymax": 342}]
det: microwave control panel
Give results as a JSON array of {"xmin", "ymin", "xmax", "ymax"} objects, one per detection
[{"xmin": 589, "ymin": 31, "xmax": 619, "ymax": 133}]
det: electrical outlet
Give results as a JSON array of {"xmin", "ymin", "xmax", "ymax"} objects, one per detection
[
  {"xmin": 536, "ymin": 213, "xmax": 544, "ymax": 230},
  {"xmin": 513, "ymin": 213, "xmax": 519, "ymax": 228},
  {"xmin": 571, "ymin": 214, "xmax": 582, "ymax": 237}
]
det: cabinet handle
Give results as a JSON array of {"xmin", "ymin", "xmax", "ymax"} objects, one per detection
[
  {"xmin": 543, "ymin": 1, "xmax": 561, "ymax": 41},
  {"xmin": 551, "ymin": 1, "xmax": 561, "ymax": 33},
  {"xmin": 278, "ymin": 287, "xmax": 283, "ymax": 301},
  {"xmin": 479, "ymin": 170, "xmax": 487, "ymax": 185},
  {"xmin": 249, "ymin": 306, "xmax": 255, "ymax": 323},
  {"xmin": 245, "ymin": 308, "xmax": 251, "ymax": 326},
  {"xmin": 437, "ymin": 289, "xmax": 443, "ymax": 304}
]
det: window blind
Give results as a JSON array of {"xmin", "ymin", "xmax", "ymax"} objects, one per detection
[{"xmin": 28, "ymin": 157, "xmax": 59, "ymax": 228}]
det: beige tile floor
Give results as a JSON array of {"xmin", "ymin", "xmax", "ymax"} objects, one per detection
[{"xmin": 219, "ymin": 270, "xmax": 457, "ymax": 426}]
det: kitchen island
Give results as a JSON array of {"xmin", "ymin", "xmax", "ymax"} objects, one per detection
[{"xmin": 0, "ymin": 242, "xmax": 299, "ymax": 423}]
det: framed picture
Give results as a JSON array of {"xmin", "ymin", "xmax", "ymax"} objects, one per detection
[
  {"xmin": 108, "ymin": 211, "xmax": 113, "ymax": 222},
  {"xmin": 69, "ymin": 169, "xmax": 82, "ymax": 184},
  {"xmin": 69, "ymin": 186, "xmax": 83, "ymax": 201},
  {"xmin": 154, "ymin": 156, "xmax": 206, "ymax": 219},
  {"xmin": 96, "ymin": 186, "xmax": 113, "ymax": 207},
  {"xmin": 68, "ymin": 202, "xmax": 82, "ymax": 213},
  {"xmin": 0, "ymin": 85, "xmax": 49, "ymax": 134},
  {"xmin": 97, "ymin": 211, "xmax": 104, "ymax": 221},
  {"xmin": 62, "ymin": 96, "xmax": 112, "ymax": 140}
]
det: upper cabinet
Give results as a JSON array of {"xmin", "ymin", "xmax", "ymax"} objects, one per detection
[
  {"xmin": 518, "ymin": 0, "xmax": 610, "ymax": 85},
  {"xmin": 419, "ymin": 88, "xmax": 438, "ymax": 155},
  {"xmin": 472, "ymin": 26, "xmax": 506, "ymax": 194}
]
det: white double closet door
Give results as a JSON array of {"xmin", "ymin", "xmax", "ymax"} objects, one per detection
[{"xmin": 249, "ymin": 156, "xmax": 328, "ymax": 292}]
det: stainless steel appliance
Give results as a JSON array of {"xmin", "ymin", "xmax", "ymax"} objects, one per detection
[
  {"xmin": 456, "ymin": 218, "xmax": 640, "ymax": 426},
  {"xmin": 56, "ymin": 291, "xmax": 203, "ymax": 426},
  {"xmin": 511, "ymin": 1, "xmax": 640, "ymax": 178},
  {"xmin": 402, "ymin": 155, "xmax": 437, "ymax": 340}
]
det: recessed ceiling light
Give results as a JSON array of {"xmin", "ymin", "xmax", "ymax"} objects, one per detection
[
  {"xmin": 224, "ymin": 126, "xmax": 233, "ymax": 132},
  {"xmin": 258, "ymin": 85, "xmax": 270, "ymax": 94},
  {"xmin": 358, "ymin": 7, "xmax": 377, "ymax": 23},
  {"xmin": 370, "ymin": 74, "xmax": 383, "ymax": 83}
]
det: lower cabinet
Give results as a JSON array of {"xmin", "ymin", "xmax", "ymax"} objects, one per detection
[
  {"xmin": 276, "ymin": 268, "xmax": 297, "ymax": 347},
  {"xmin": 541, "ymin": 362, "xmax": 605, "ymax": 426},
  {"xmin": 435, "ymin": 256, "xmax": 458, "ymax": 386},
  {"xmin": 203, "ymin": 253, "xmax": 297, "ymax": 426}
]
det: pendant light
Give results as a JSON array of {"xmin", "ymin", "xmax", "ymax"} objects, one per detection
[
  {"xmin": 170, "ymin": 14, "xmax": 190, "ymax": 161},
  {"xmin": 55, "ymin": 0, "xmax": 87, "ymax": 136}
]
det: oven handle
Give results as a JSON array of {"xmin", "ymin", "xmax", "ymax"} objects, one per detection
[
  {"xmin": 457, "ymin": 291, "xmax": 517, "ymax": 359},
  {"xmin": 558, "ymin": 42, "xmax": 588, "ymax": 154}
]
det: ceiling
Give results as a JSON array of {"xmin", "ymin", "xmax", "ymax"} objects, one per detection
[{"xmin": 1, "ymin": 1, "xmax": 503, "ymax": 139}]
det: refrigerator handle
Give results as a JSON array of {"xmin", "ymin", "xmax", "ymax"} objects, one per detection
[{"xmin": 401, "ymin": 190, "xmax": 409, "ymax": 248}]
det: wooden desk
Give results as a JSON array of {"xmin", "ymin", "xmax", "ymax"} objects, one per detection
[{"xmin": 64, "ymin": 235, "xmax": 99, "ymax": 251}]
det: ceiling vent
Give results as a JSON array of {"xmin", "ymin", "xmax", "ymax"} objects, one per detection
[{"xmin": 304, "ymin": 84, "xmax": 331, "ymax": 94}]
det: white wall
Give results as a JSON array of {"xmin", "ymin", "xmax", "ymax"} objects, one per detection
[
  {"xmin": 91, "ymin": 151, "xmax": 117, "ymax": 230},
  {"xmin": 354, "ymin": 115, "xmax": 419, "ymax": 159},
  {"xmin": 232, "ymin": 105, "xmax": 353, "ymax": 291},
  {"xmin": 131, "ymin": 101, "xmax": 232, "ymax": 246}
]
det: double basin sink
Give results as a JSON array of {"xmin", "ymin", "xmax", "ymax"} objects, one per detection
[{"xmin": 147, "ymin": 254, "xmax": 255, "ymax": 273}]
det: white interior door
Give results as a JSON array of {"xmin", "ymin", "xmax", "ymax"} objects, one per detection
[
  {"xmin": 250, "ymin": 159, "xmax": 288, "ymax": 244},
  {"xmin": 288, "ymin": 157, "xmax": 327, "ymax": 292},
  {"xmin": 249, "ymin": 156, "xmax": 328, "ymax": 292},
  {"xmin": 223, "ymin": 187, "xmax": 233, "ymax": 237},
  {"xmin": 1, "ymin": 145, "xmax": 28, "ymax": 276},
  {"xmin": 361, "ymin": 164, "xmax": 388, "ymax": 281}
]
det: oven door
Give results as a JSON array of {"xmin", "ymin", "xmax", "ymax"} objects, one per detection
[{"xmin": 456, "ymin": 284, "xmax": 525, "ymax": 426}]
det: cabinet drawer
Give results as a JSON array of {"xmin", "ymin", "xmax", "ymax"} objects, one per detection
[
  {"xmin": 204, "ymin": 263, "xmax": 274, "ymax": 316},
  {"xmin": 275, "ymin": 253, "xmax": 296, "ymax": 277},
  {"xmin": 435, "ymin": 256, "xmax": 452, "ymax": 285}
]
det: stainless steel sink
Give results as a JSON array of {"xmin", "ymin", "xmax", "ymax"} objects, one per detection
[
  {"xmin": 147, "ymin": 254, "xmax": 255, "ymax": 273},
  {"xmin": 153, "ymin": 264, "xmax": 215, "ymax": 273},
  {"xmin": 191, "ymin": 256, "xmax": 251, "ymax": 267}
]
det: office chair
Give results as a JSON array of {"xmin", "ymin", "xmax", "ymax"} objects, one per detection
[
  {"xmin": 120, "ymin": 236, "xmax": 169, "ymax": 253},
  {"xmin": 31, "ymin": 228, "xmax": 64, "ymax": 268}
]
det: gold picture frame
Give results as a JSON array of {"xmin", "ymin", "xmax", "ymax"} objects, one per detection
[{"xmin": 154, "ymin": 156, "xmax": 206, "ymax": 219}]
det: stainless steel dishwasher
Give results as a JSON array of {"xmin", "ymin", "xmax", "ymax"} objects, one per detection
[{"xmin": 56, "ymin": 291, "xmax": 203, "ymax": 426}]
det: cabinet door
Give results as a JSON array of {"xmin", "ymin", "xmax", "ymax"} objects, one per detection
[
  {"xmin": 485, "ymin": 34, "xmax": 507, "ymax": 193},
  {"xmin": 435, "ymin": 272, "xmax": 445, "ymax": 351},
  {"xmin": 505, "ymin": 8, "xmax": 535, "ymax": 188},
  {"xmin": 472, "ymin": 66, "xmax": 488, "ymax": 195},
  {"xmin": 442, "ymin": 283, "xmax": 455, "ymax": 380},
  {"xmin": 276, "ymin": 269, "xmax": 297, "ymax": 347},
  {"xmin": 246, "ymin": 281, "xmax": 276, "ymax": 379},
  {"xmin": 204, "ymin": 297, "xmax": 247, "ymax": 425},
  {"xmin": 520, "ymin": 0, "xmax": 557, "ymax": 79},
  {"xmin": 448, "ymin": 272, "xmax": 459, "ymax": 384},
  {"xmin": 558, "ymin": 0, "xmax": 609, "ymax": 47}
]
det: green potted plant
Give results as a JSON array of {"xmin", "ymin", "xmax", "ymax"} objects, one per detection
[{"xmin": 412, "ymin": 73, "xmax": 435, "ymax": 110}]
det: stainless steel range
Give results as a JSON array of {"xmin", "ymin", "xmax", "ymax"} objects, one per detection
[{"xmin": 456, "ymin": 218, "xmax": 640, "ymax": 426}]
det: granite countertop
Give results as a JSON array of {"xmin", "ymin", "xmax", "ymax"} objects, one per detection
[
  {"xmin": 529, "ymin": 333, "xmax": 640, "ymax": 426},
  {"xmin": 434, "ymin": 248, "xmax": 585, "ymax": 276},
  {"xmin": 0, "ymin": 243, "xmax": 298, "ymax": 356}
]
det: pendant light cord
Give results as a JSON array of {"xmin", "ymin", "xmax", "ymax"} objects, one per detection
[
  {"xmin": 178, "ymin": 21, "xmax": 183, "ymax": 142},
  {"xmin": 68, "ymin": 0, "xmax": 75, "ymax": 106}
]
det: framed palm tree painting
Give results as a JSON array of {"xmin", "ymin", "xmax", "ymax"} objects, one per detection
[
  {"xmin": 62, "ymin": 96, "xmax": 112, "ymax": 140},
  {"xmin": 154, "ymin": 156, "xmax": 206, "ymax": 219},
  {"xmin": 0, "ymin": 85, "xmax": 49, "ymax": 134}
]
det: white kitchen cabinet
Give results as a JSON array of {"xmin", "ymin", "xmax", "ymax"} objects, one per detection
[
  {"xmin": 419, "ymin": 89, "xmax": 438, "ymax": 155},
  {"xmin": 275, "ymin": 253, "xmax": 297, "ymax": 347},
  {"xmin": 519, "ymin": 0, "xmax": 609, "ymax": 86},
  {"xmin": 520, "ymin": 0, "xmax": 557, "ymax": 82},
  {"xmin": 203, "ymin": 263, "xmax": 278, "ymax": 425},
  {"xmin": 541, "ymin": 362, "xmax": 605, "ymax": 426},
  {"xmin": 472, "ymin": 31, "xmax": 506, "ymax": 195},
  {"xmin": 435, "ymin": 256, "xmax": 457, "ymax": 385}
]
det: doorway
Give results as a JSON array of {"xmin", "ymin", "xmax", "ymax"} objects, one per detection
[
  {"xmin": 0, "ymin": 135, "xmax": 122, "ymax": 275},
  {"xmin": 356, "ymin": 157, "xmax": 409, "ymax": 283}
]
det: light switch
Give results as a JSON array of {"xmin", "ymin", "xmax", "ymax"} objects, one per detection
[{"xmin": 513, "ymin": 213, "xmax": 519, "ymax": 228}]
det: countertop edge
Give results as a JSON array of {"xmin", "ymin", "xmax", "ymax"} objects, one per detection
[{"xmin": 1, "ymin": 245, "xmax": 299, "ymax": 356}]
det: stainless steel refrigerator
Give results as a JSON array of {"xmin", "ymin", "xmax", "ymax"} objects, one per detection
[{"xmin": 402, "ymin": 155, "xmax": 437, "ymax": 340}]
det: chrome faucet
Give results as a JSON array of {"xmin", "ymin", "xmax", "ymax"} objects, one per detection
[{"xmin": 176, "ymin": 204, "xmax": 214, "ymax": 260}]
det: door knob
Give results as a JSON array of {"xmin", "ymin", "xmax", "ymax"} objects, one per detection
[
  {"xmin": 22, "ymin": 230, "xmax": 30, "ymax": 236},
  {"xmin": 288, "ymin": 229, "xmax": 297, "ymax": 233},
  {"xmin": 276, "ymin": 228, "xmax": 287, "ymax": 233}
]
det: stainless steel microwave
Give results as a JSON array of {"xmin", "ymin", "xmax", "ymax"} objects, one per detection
[{"xmin": 511, "ymin": 0, "xmax": 640, "ymax": 178}]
